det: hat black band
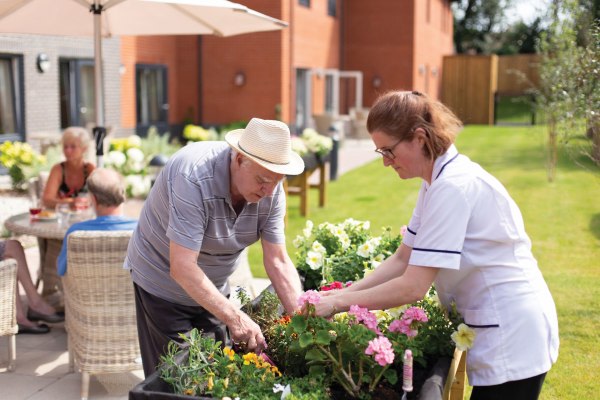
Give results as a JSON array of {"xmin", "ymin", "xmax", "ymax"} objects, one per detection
[{"xmin": 238, "ymin": 142, "xmax": 290, "ymax": 166}]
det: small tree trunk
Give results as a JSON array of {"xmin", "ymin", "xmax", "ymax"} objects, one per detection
[
  {"xmin": 588, "ymin": 116, "xmax": 600, "ymax": 166},
  {"xmin": 547, "ymin": 117, "xmax": 558, "ymax": 182}
]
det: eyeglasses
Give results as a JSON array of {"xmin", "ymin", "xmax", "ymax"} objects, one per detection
[{"xmin": 374, "ymin": 139, "xmax": 403, "ymax": 160}]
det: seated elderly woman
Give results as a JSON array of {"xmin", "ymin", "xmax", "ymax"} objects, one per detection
[{"xmin": 42, "ymin": 127, "xmax": 96, "ymax": 209}]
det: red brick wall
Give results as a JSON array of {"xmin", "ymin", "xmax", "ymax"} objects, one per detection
[
  {"xmin": 201, "ymin": 0, "xmax": 287, "ymax": 126},
  {"xmin": 292, "ymin": 0, "xmax": 341, "ymax": 116},
  {"xmin": 342, "ymin": 0, "xmax": 416, "ymax": 108},
  {"xmin": 343, "ymin": 0, "xmax": 453, "ymax": 106},
  {"xmin": 413, "ymin": 0, "xmax": 454, "ymax": 99},
  {"xmin": 120, "ymin": 35, "xmax": 199, "ymax": 129}
]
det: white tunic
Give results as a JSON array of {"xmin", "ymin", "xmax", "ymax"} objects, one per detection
[{"xmin": 402, "ymin": 145, "xmax": 559, "ymax": 386}]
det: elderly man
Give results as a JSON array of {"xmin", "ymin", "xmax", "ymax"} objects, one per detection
[
  {"xmin": 57, "ymin": 168, "xmax": 138, "ymax": 276},
  {"xmin": 125, "ymin": 118, "xmax": 305, "ymax": 376}
]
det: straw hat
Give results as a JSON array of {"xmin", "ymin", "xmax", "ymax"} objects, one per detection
[{"xmin": 225, "ymin": 118, "xmax": 305, "ymax": 175}]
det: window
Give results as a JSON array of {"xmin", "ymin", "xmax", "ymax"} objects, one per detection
[
  {"xmin": 328, "ymin": 0, "xmax": 337, "ymax": 17},
  {"xmin": 136, "ymin": 64, "xmax": 169, "ymax": 136},
  {"xmin": 0, "ymin": 54, "xmax": 24, "ymax": 142},
  {"xmin": 59, "ymin": 58, "xmax": 95, "ymax": 129},
  {"xmin": 299, "ymin": 0, "xmax": 310, "ymax": 7}
]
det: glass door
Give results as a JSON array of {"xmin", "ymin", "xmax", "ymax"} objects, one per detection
[
  {"xmin": 136, "ymin": 64, "xmax": 168, "ymax": 136},
  {"xmin": 59, "ymin": 58, "xmax": 96, "ymax": 129}
]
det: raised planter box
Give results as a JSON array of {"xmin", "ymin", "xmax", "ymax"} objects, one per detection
[{"xmin": 129, "ymin": 349, "xmax": 466, "ymax": 400}]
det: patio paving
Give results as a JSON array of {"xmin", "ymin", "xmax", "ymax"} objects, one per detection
[{"xmin": 0, "ymin": 138, "xmax": 379, "ymax": 399}]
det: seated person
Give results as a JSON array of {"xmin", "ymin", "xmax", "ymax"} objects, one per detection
[
  {"xmin": 0, "ymin": 239, "xmax": 63, "ymax": 334},
  {"xmin": 43, "ymin": 127, "xmax": 96, "ymax": 209},
  {"xmin": 57, "ymin": 168, "xmax": 137, "ymax": 276}
]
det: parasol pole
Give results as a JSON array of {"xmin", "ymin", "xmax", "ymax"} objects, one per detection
[{"xmin": 92, "ymin": 0, "xmax": 106, "ymax": 167}]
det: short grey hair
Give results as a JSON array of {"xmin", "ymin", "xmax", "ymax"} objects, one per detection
[
  {"xmin": 62, "ymin": 126, "xmax": 92, "ymax": 149},
  {"xmin": 87, "ymin": 168, "xmax": 126, "ymax": 207}
]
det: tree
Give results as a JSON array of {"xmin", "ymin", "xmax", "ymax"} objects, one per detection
[
  {"xmin": 537, "ymin": 0, "xmax": 600, "ymax": 181},
  {"xmin": 452, "ymin": 0, "xmax": 514, "ymax": 53}
]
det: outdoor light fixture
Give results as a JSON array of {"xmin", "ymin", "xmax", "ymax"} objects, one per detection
[
  {"xmin": 234, "ymin": 71, "xmax": 246, "ymax": 86},
  {"xmin": 36, "ymin": 53, "xmax": 51, "ymax": 73},
  {"xmin": 372, "ymin": 75, "xmax": 382, "ymax": 88}
]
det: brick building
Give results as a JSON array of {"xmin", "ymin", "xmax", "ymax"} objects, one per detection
[{"xmin": 0, "ymin": 0, "xmax": 453, "ymax": 146}]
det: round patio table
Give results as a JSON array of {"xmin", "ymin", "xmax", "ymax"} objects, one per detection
[{"xmin": 4, "ymin": 212, "xmax": 75, "ymax": 309}]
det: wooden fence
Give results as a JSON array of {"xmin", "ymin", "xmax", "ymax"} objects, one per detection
[
  {"xmin": 442, "ymin": 55, "xmax": 498, "ymax": 125},
  {"xmin": 497, "ymin": 54, "xmax": 540, "ymax": 95},
  {"xmin": 442, "ymin": 54, "xmax": 540, "ymax": 125}
]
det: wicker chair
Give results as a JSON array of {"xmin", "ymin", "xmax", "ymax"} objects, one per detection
[
  {"xmin": 63, "ymin": 230, "xmax": 140, "ymax": 400},
  {"xmin": 0, "ymin": 258, "xmax": 18, "ymax": 372}
]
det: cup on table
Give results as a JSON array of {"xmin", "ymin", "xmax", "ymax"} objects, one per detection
[
  {"xmin": 29, "ymin": 197, "xmax": 43, "ymax": 220},
  {"xmin": 73, "ymin": 194, "xmax": 90, "ymax": 212},
  {"xmin": 55, "ymin": 203, "xmax": 71, "ymax": 227}
]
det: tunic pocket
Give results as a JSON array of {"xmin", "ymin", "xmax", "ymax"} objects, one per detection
[{"xmin": 463, "ymin": 308, "xmax": 500, "ymax": 328}]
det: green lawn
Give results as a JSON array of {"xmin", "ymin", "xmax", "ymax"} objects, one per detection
[{"xmin": 249, "ymin": 125, "xmax": 600, "ymax": 399}]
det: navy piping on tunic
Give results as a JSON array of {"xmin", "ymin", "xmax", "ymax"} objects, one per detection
[
  {"xmin": 434, "ymin": 153, "xmax": 459, "ymax": 180},
  {"xmin": 406, "ymin": 226, "xmax": 417, "ymax": 235},
  {"xmin": 466, "ymin": 323, "xmax": 500, "ymax": 328},
  {"xmin": 412, "ymin": 247, "xmax": 461, "ymax": 255}
]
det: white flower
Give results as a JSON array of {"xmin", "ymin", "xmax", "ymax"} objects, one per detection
[
  {"xmin": 126, "ymin": 147, "xmax": 145, "ymax": 163},
  {"xmin": 303, "ymin": 220, "xmax": 314, "ymax": 238},
  {"xmin": 273, "ymin": 383, "xmax": 291, "ymax": 399},
  {"xmin": 451, "ymin": 323, "xmax": 476, "ymax": 351},
  {"xmin": 126, "ymin": 135, "xmax": 142, "ymax": 148},
  {"xmin": 357, "ymin": 241, "xmax": 376, "ymax": 258},
  {"xmin": 339, "ymin": 233, "xmax": 350, "ymax": 250},
  {"xmin": 126, "ymin": 175, "xmax": 151, "ymax": 198},
  {"xmin": 311, "ymin": 240, "xmax": 326, "ymax": 254},
  {"xmin": 362, "ymin": 221, "xmax": 371, "ymax": 230},
  {"xmin": 306, "ymin": 250, "xmax": 324, "ymax": 270},
  {"xmin": 107, "ymin": 150, "xmax": 126, "ymax": 167},
  {"xmin": 293, "ymin": 235, "xmax": 305, "ymax": 248}
]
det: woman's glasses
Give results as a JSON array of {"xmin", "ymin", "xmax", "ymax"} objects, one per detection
[{"xmin": 374, "ymin": 139, "xmax": 402, "ymax": 160}]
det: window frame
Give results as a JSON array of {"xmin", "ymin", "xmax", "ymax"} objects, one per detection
[{"xmin": 0, "ymin": 53, "xmax": 25, "ymax": 143}]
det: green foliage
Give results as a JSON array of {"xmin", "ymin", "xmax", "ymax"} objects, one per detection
[
  {"xmin": 261, "ymin": 287, "xmax": 463, "ymax": 398},
  {"xmin": 293, "ymin": 219, "xmax": 402, "ymax": 290},
  {"xmin": 160, "ymin": 328, "xmax": 329, "ymax": 399},
  {"xmin": 140, "ymin": 126, "xmax": 181, "ymax": 158},
  {"xmin": 0, "ymin": 141, "xmax": 47, "ymax": 190},
  {"xmin": 537, "ymin": 1, "xmax": 600, "ymax": 177}
]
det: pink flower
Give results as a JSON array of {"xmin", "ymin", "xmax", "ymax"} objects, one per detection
[
  {"xmin": 389, "ymin": 306, "xmax": 428, "ymax": 337},
  {"xmin": 400, "ymin": 225, "xmax": 408, "ymax": 236},
  {"xmin": 365, "ymin": 336, "xmax": 395, "ymax": 366},
  {"xmin": 348, "ymin": 305, "xmax": 381, "ymax": 334},
  {"xmin": 297, "ymin": 290, "xmax": 321, "ymax": 307}
]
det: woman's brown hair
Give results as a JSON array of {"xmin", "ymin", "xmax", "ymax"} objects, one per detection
[{"xmin": 366, "ymin": 91, "xmax": 463, "ymax": 159}]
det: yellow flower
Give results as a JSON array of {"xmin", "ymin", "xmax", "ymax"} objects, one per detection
[
  {"xmin": 207, "ymin": 375, "xmax": 214, "ymax": 390},
  {"xmin": 451, "ymin": 323, "xmax": 476, "ymax": 351},
  {"xmin": 223, "ymin": 346, "xmax": 235, "ymax": 361}
]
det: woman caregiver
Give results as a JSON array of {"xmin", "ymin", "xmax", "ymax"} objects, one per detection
[{"xmin": 314, "ymin": 91, "xmax": 559, "ymax": 400}]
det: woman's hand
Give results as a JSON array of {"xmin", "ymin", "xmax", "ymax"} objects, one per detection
[{"xmin": 314, "ymin": 294, "xmax": 342, "ymax": 318}]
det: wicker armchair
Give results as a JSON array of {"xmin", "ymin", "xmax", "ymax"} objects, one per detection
[
  {"xmin": 63, "ymin": 230, "xmax": 140, "ymax": 400},
  {"xmin": 0, "ymin": 258, "xmax": 18, "ymax": 372}
]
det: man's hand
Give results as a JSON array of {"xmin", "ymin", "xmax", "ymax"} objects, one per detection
[{"xmin": 226, "ymin": 310, "xmax": 267, "ymax": 353}]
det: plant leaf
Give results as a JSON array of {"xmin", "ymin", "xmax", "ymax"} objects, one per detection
[
  {"xmin": 299, "ymin": 332, "xmax": 314, "ymax": 348},
  {"xmin": 315, "ymin": 329, "xmax": 332, "ymax": 345},
  {"xmin": 305, "ymin": 348, "xmax": 326, "ymax": 361}
]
